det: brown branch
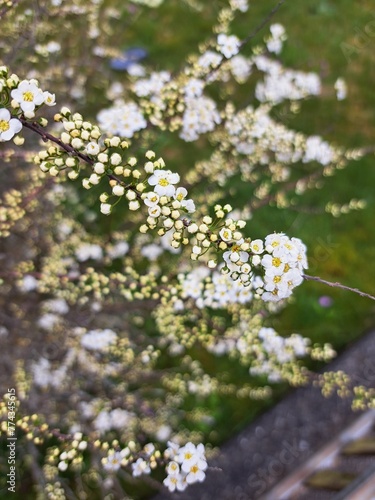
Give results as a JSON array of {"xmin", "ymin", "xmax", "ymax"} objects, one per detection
[
  {"xmin": 20, "ymin": 118, "xmax": 142, "ymax": 199},
  {"xmin": 20, "ymin": 118, "xmax": 95, "ymax": 165},
  {"xmin": 302, "ymin": 274, "xmax": 375, "ymax": 302},
  {"xmin": 50, "ymin": 428, "xmax": 73, "ymax": 441}
]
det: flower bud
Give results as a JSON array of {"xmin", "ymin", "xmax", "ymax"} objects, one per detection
[
  {"xmin": 61, "ymin": 132, "xmax": 71, "ymax": 144},
  {"xmin": 110, "ymin": 153, "xmax": 122, "ymax": 166},
  {"xmin": 129, "ymin": 201, "xmax": 140, "ymax": 211},
  {"xmin": 112, "ymin": 185, "xmax": 125, "ymax": 196},
  {"xmin": 68, "ymin": 170, "xmax": 79, "ymax": 180},
  {"xmin": 94, "ymin": 162, "xmax": 105, "ymax": 174},
  {"xmin": 100, "ymin": 203, "xmax": 111, "ymax": 215}
]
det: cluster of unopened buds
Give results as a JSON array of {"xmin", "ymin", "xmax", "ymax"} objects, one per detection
[{"xmin": 102, "ymin": 441, "xmax": 207, "ymax": 493}]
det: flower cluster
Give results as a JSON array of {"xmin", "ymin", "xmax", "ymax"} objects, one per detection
[
  {"xmin": 80, "ymin": 329, "xmax": 117, "ymax": 350},
  {"xmin": 303, "ymin": 136, "xmax": 335, "ymax": 166},
  {"xmin": 250, "ymin": 327, "xmax": 311, "ymax": 382},
  {"xmin": 97, "ymin": 100, "xmax": 147, "ymax": 138},
  {"xmin": 101, "ymin": 440, "xmax": 208, "ymax": 494},
  {"xmin": 217, "ymin": 33, "xmax": 241, "ymax": 59},
  {"xmin": 334, "ymin": 78, "xmax": 347, "ymax": 100},
  {"xmin": 178, "ymin": 266, "xmax": 254, "ymax": 309},
  {"xmin": 0, "ymin": 67, "xmax": 55, "ymax": 143},
  {"xmin": 94, "ymin": 408, "xmax": 134, "ymax": 433},
  {"xmin": 229, "ymin": 0, "xmax": 249, "ymax": 12},
  {"xmin": 260, "ymin": 234, "xmax": 308, "ymax": 302},
  {"xmin": 75, "ymin": 243, "xmax": 103, "ymax": 262},
  {"xmin": 103, "ymin": 449, "xmax": 128, "ymax": 472},
  {"xmin": 180, "ymin": 94, "xmax": 221, "ymax": 142},
  {"xmin": 255, "ymin": 55, "xmax": 321, "ymax": 104},
  {"xmin": 229, "ymin": 55, "xmax": 253, "ymax": 83},
  {"xmin": 11, "ymin": 79, "xmax": 52, "ymax": 114},
  {"xmin": 196, "ymin": 50, "xmax": 223, "ymax": 71},
  {"xmin": 266, "ymin": 23, "xmax": 287, "ymax": 54},
  {"xmin": 178, "ymin": 231, "xmax": 307, "ymax": 304},
  {"xmin": 133, "ymin": 70, "xmax": 171, "ymax": 100},
  {"xmin": 140, "ymin": 160, "xmax": 196, "ymax": 237},
  {"xmin": 163, "ymin": 442, "xmax": 208, "ymax": 492}
]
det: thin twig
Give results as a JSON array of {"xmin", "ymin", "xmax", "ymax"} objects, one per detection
[
  {"xmin": 302, "ymin": 274, "xmax": 375, "ymax": 302},
  {"xmin": 356, "ymin": 145, "xmax": 375, "ymax": 156},
  {"xmin": 241, "ymin": 0, "xmax": 286, "ymax": 47},
  {"xmin": 21, "ymin": 118, "xmax": 94, "ymax": 165}
]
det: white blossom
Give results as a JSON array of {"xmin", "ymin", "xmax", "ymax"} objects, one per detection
[
  {"xmin": 11, "ymin": 80, "xmax": 45, "ymax": 112},
  {"xmin": 43, "ymin": 91, "xmax": 56, "ymax": 106},
  {"xmin": 0, "ymin": 108, "xmax": 22, "ymax": 142},
  {"xmin": 148, "ymin": 169, "xmax": 180, "ymax": 196},
  {"xmin": 217, "ymin": 34, "xmax": 240, "ymax": 59},
  {"xmin": 132, "ymin": 458, "xmax": 151, "ymax": 477},
  {"xmin": 86, "ymin": 141, "xmax": 100, "ymax": 155},
  {"xmin": 98, "ymin": 100, "xmax": 146, "ymax": 138},
  {"xmin": 75, "ymin": 243, "xmax": 103, "ymax": 262},
  {"xmin": 334, "ymin": 78, "xmax": 347, "ymax": 100},
  {"xmin": 19, "ymin": 274, "xmax": 38, "ymax": 292},
  {"xmin": 81, "ymin": 329, "xmax": 117, "ymax": 350}
]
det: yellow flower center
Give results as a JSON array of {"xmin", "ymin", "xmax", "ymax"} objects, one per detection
[
  {"xmin": 190, "ymin": 465, "xmax": 199, "ymax": 473},
  {"xmin": 177, "ymin": 193, "xmax": 184, "ymax": 201},
  {"xmin": 272, "ymin": 257, "xmax": 281, "ymax": 267},
  {"xmin": 23, "ymin": 91, "xmax": 34, "ymax": 102},
  {"xmin": 273, "ymin": 275, "xmax": 281, "ymax": 284},
  {"xmin": 232, "ymin": 245, "xmax": 240, "ymax": 253},
  {"xmin": 0, "ymin": 120, "xmax": 10, "ymax": 132},
  {"xmin": 284, "ymin": 263, "xmax": 290, "ymax": 272},
  {"xmin": 184, "ymin": 452, "xmax": 193, "ymax": 460},
  {"xmin": 158, "ymin": 178, "xmax": 169, "ymax": 187}
]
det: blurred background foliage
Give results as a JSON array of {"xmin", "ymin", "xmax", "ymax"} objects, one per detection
[{"xmin": 1, "ymin": 1, "xmax": 375, "ymax": 494}]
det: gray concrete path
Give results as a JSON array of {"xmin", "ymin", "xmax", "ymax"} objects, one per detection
[{"xmin": 154, "ymin": 330, "xmax": 375, "ymax": 500}]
